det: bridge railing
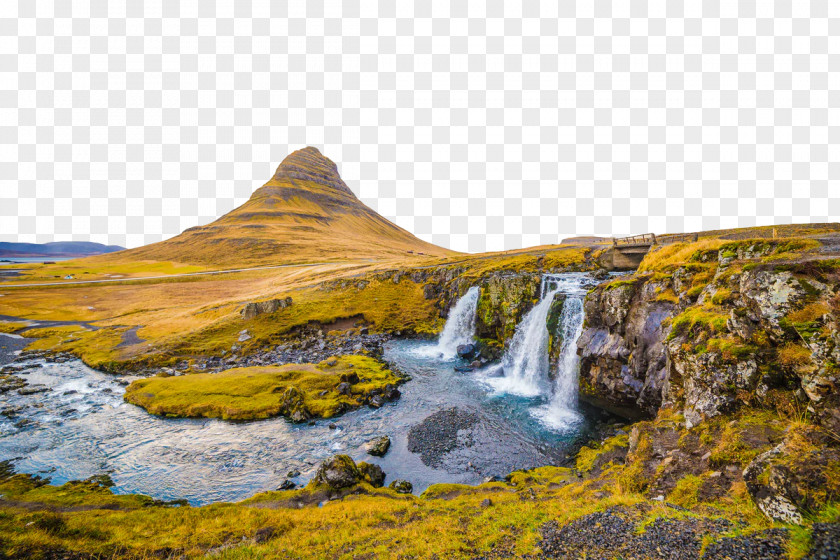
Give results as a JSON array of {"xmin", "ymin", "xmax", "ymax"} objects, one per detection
[
  {"xmin": 613, "ymin": 233, "xmax": 657, "ymax": 246},
  {"xmin": 613, "ymin": 232, "xmax": 705, "ymax": 246}
]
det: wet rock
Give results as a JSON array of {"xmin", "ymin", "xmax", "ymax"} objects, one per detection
[
  {"xmin": 0, "ymin": 375, "xmax": 26, "ymax": 393},
  {"xmin": 313, "ymin": 455, "xmax": 361, "ymax": 489},
  {"xmin": 18, "ymin": 384, "xmax": 49, "ymax": 395},
  {"xmin": 475, "ymin": 273, "xmax": 541, "ymax": 344},
  {"xmin": 577, "ymin": 276, "xmax": 675, "ymax": 416},
  {"xmin": 389, "ymin": 479, "xmax": 412, "ymax": 494},
  {"xmin": 277, "ymin": 480, "xmax": 296, "ymax": 491},
  {"xmin": 357, "ymin": 462, "xmax": 385, "ymax": 488},
  {"xmin": 382, "ymin": 384, "xmax": 401, "ymax": 401},
  {"xmin": 286, "ymin": 469, "xmax": 300, "ymax": 478},
  {"xmin": 407, "ymin": 408, "xmax": 479, "ymax": 468},
  {"xmin": 364, "ymin": 436, "xmax": 391, "ymax": 457},
  {"xmin": 456, "ymin": 343, "xmax": 477, "ymax": 360}
]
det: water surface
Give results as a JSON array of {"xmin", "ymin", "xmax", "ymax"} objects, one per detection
[{"xmin": 0, "ymin": 340, "xmax": 598, "ymax": 505}]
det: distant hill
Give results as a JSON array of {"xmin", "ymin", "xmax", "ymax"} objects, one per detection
[
  {"xmin": 0, "ymin": 241, "xmax": 124, "ymax": 259},
  {"xmin": 94, "ymin": 147, "xmax": 456, "ymax": 267}
]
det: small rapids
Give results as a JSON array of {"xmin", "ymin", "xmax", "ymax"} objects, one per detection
[{"xmin": 0, "ymin": 273, "xmax": 610, "ymax": 505}]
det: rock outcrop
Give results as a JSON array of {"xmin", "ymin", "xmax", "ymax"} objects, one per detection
[
  {"xmin": 576, "ymin": 238, "xmax": 840, "ymax": 522},
  {"xmin": 241, "ymin": 297, "xmax": 293, "ymax": 320},
  {"xmin": 577, "ymin": 276, "xmax": 675, "ymax": 416},
  {"xmin": 475, "ymin": 273, "xmax": 540, "ymax": 344}
]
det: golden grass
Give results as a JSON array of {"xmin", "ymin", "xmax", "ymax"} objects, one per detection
[
  {"xmin": 124, "ymin": 355, "xmax": 401, "ymax": 421},
  {"xmin": 638, "ymin": 239, "xmax": 727, "ymax": 272}
]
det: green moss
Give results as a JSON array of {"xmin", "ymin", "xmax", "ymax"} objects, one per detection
[
  {"xmin": 124, "ymin": 355, "xmax": 402, "ymax": 421},
  {"xmin": 575, "ymin": 434, "xmax": 629, "ymax": 472},
  {"xmin": 710, "ymin": 288, "xmax": 733, "ymax": 305},
  {"xmin": 706, "ymin": 337, "xmax": 758, "ymax": 362},
  {"xmin": 0, "ymin": 474, "xmax": 153, "ymax": 509},
  {"xmin": 668, "ymin": 307, "xmax": 729, "ymax": 341},
  {"xmin": 667, "ymin": 474, "xmax": 705, "ymax": 509},
  {"xmin": 0, "ymin": 321, "xmax": 28, "ymax": 334},
  {"xmin": 506, "ymin": 466, "xmax": 574, "ymax": 487}
]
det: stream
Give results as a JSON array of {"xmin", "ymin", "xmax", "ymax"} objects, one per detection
[{"xmin": 0, "ymin": 273, "xmax": 608, "ymax": 506}]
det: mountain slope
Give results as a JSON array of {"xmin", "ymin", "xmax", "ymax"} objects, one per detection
[{"xmin": 98, "ymin": 147, "xmax": 455, "ymax": 267}]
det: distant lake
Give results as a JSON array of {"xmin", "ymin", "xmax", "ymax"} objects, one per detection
[{"xmin": 0, "ymin": 257, "xmax": 74, "ymax": 264}]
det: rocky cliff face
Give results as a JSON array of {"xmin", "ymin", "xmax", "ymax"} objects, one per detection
[
  {"xmin": 576, "ymin": 239, "xmax": 840, "ymax": 522},
  {"xmin": 577, "ymin": 275, "xmax": 676, "ymax": 416}
]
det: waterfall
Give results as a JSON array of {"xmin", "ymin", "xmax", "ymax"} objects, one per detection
[
  {"xmin": 490, "ymin": 286, "xmax": 560, "ymax": 397},
  {"xmin": 432, "ymin": 286, "xmax": 480, "ymax": 358},
  {"xmin": 532, "ymin": 273, "xmax": 596, "ymax": 429},
  {"xmin": 551, "ymin": 294, "xmax": 585, "ymax": 408},
  {"xmin": 485, "ymin": 272, "xmax": 598, "ymax": 427}
]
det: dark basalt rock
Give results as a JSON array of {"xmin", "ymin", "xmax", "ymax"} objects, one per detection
[
  {"xmin": 358, "ymin": 462, "xmax": 385, "ymax": 488},
  {"xmin": 313, "ymin": 455, "xmax": 361, "ymax": 489},
  {"xmin": 456, "ymin": 343, "xmax": 477, "ymax": 360}
]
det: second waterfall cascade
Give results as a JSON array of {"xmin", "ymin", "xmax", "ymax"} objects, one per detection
[{"xmin": 485, "ymin": 273, "xmax": 599, "ymax": 429}]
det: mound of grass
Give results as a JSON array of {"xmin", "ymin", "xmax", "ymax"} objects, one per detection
[
  {"xmin": 668, "ymin": 306, "xmax": 730, "ymax": 341},
  {"xmin": 123, "ymin": 355, "xmax": 402, "ymax": 421},
  {"xmin": 0, "ymin": 321, "xmax": 28, "ymax": 334}
]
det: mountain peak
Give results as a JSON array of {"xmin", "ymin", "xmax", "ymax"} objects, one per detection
[{"xmin": 270, "ymin": 146, "xmax": 354, "ymax": 196}]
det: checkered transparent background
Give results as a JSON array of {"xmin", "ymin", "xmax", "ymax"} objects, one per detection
[{"xmin": 1, "ymin": 1, "xmax": 838, "ymax": 253}]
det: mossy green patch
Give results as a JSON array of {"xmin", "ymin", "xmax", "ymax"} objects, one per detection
[
  {"xmin": 575, "ymin": 434, "xmax": 630, "ymax": 472},
  {"xmin": 0, "ymin": 321, "xmax": 28, "ymax": 334},
  {"xmin": 123, "ymin": 355, "xmax": 401, "ymax": 421},
  {"xmin": 668, "ymin": 306, "xmax": 729, "ymax": 341}
]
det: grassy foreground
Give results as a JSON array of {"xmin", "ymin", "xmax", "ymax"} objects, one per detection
[
  {"xmin": 1, "ymin": 438, "xmax": 834, "ymax": 560},
  {"xmin": 123, "ymin": 355, "xmax": 402, "ymax": 421}
]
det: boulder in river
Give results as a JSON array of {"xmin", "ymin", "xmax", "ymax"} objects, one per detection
[
  {"xmin": 364, "ymin": 436, "xmax": 391, "ymax": 457},
  {"xmin": 456, "ymin": 343, "xmax": 477, "ymax": 360},
  {"xmin": 313, "ymin": 455, "xmax": 361, "ymax": 489},
  {"xmin": 277, "ymin": 480, "xmax": 296, "ymax": 491},
  {"xmin": 358, "ymin": 462, "xmax": 385, "ymax": 488}
]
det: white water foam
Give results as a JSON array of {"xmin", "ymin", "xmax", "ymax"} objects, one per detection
[
  {"xmin": 412, "ymin": 286, "xmax": 479, "ymax": 359},
  {"xmin": 484, "ymin": 286, "xmax": 560, "ymax": 398},
  {"xmin": 483, "ymin": 273, "xmax": 598, "ymax": 429}
]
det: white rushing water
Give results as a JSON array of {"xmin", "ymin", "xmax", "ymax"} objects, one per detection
[
  {"xmin": 531, "ymin": 274, "xmax": 594, "ymax": 429},
  {"xmin": 416, "ymin": 286, "xmax": 479, "ymax": 359},
  {"xmin": 486, "ymin": 273, "xmax": 598, "ymax": 429},
  {"xmin": 487, "ymin": 286, "xmax": 560, "ymax": 397}
]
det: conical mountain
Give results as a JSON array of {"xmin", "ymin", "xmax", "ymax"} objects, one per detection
[{"xmin": 99, "ymin": 147, "xmax": 455, "ymax": 267}]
